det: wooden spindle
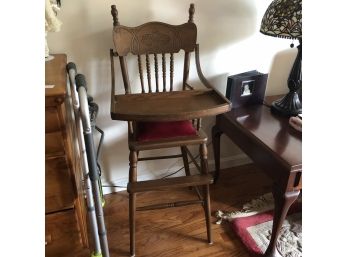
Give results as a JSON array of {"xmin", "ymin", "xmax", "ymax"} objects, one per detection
[
  {"xmin": 183, "ymin": 52, "xmax": 191, "ymax": 90},
  {"xmin": 154, "ymin": 54, "xmax": 159, "ymax": 92},
  {"xmin": 137, "ymin": 55, "xmax": 145, "ymax": 93},
  {"xmin": 170, "ymin": 53, "xmax": 174, "ymax": 91},
  {"xmin": 188, "ymin": 3, "xmax": 195, "ymax": 23},
  {"xmin": 127, "ymin": 121, "xmax": 134, "ymax": 136},
  {"xmin": 200, "ymin": 143, "xmax": 208, "ymax": 174},
  {"xmin": 111, "ymin": 5, "xmax": 119, "ymax": 26},
  {"xmin": 119, "ymin": 56, "xmax": 131, "ymax": 94},
  {"xmin": 110, "ymin": 49, "xmax": 116, "ymax": 106},
  {"xmin": 162, "ymin": 53, "xmax": 166, "ymax": 92},
  {"xmin": 197, "ymin": 118, "xmax": 202, "ymax": 130},
  {"xmin": 146, "ymin": 54, "xmax": 152, "ymax": 93}
]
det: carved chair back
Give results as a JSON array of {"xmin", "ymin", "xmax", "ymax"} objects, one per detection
[{"xmin": 110, "ymin": 4, "xmax": 197, "ymax": 95}]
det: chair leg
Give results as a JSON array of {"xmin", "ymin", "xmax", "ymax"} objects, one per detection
[
  {"xmin": 181, "ymin": 146, "xmax": 191, "ymax": 177},
  {"xmin": 129, "ymin": 150, "xmax": 138, "ymax": 257},
  {"xmin": 129, "ymin": 193, "xmax": 136, "ymax": 257},
  {"xmin": 203, "ymin": 184, "xmax": 212, "ymax": 244},
  {"xmin": 200, "ymin": 144, "xmax": 212, "ymax": 244},
  {"xmin": 181, "ymin": 146, "xmax": 193, "ymax": 191}
]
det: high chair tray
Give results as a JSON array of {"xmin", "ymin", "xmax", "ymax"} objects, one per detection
[{"xmin": 111, "ymin": 89, "xmax": 231, "ymax": 121}]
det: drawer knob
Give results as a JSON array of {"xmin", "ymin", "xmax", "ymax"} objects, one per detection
[{"xmin": 55, "ymin": 97, "xmax": 64, "ymax": 104}]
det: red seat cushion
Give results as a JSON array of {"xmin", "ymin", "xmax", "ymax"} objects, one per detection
[{"xmin": 136, "ymin": 120, "xmax": 197, "ymax": 142}]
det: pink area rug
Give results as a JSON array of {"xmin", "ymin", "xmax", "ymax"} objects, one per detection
[{"xmin": 216, "ymin": 193, "xmax": 302, "ymax": 257}]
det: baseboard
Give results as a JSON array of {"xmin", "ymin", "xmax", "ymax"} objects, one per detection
[
  {"xmin": 101, "ymin": 153, "xmax": 252, "ymax": 194},
  {"xmin": 208, "ymin": 153, "xmax": 252, "ymax": 171}
]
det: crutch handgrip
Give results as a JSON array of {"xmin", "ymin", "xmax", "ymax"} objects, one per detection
[
  {"xmin": 75, "ymin": 73, "xmax": 88, "ymax": 91},
  {"xmin": 66, "ymin": 62, "xmax": 77, "ymax": 73}
]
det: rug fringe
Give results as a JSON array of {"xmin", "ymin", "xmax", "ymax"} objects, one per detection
[{"xmin": 215, "ymin": 193, "xmax": 275, "ymax": 224}]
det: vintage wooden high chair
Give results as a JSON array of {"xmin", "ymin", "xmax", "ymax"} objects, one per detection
[{"xmin": 109, "ymin": 4, "xmax": 231, "ymax": 256}]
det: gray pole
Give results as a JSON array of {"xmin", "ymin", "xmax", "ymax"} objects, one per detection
[
  {"xmin": 76, "ymin": 73, "xmax": 110, "ymax": 257},
  {"xmin": 67, "ymin": 63, "xmax": 103, "ymax": 257}
]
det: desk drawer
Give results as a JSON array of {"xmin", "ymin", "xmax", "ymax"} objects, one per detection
[
  {"xmin": 45, "ymin": 157, "xmax": 75, "ymax": 213},
  {"xmin": 45, "ymin": 209, "xmax": 83, "ymax": 257}
]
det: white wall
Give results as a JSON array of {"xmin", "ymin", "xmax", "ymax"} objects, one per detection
[{"xmin": 47, "ymin": 0, "xmax": 296, "ymax": 193}]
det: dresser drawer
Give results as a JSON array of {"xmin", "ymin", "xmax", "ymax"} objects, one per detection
[
  {"xmin": 46, "ymin": 157, "xmax": 75, "ymax": 213},
  {"xmin": 45, "ymin": 54, "xmax": 89, "ymax": 250},
  {"xmin": 45, "ymin": 209, "xmax": 83, "ymax": 257},
  {"xmin": 46, "ymin": 132, "xmax": 65, "ymax": 157},
  {"xmin": 46, "ymin": 107, "xmax": 63, "ymax": 133}
]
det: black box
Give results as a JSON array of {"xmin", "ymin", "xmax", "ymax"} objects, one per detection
[{"xmin": 225, "ymin": 70, "xmax": 268, "ymax": 109}]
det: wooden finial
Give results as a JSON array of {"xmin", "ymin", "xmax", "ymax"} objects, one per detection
[
  {"xmin": 188, "ymin": 3, "xmax": 195, "ymax": 23},
  {"xmin": 111, "ymin": 5, "xmax": 119, "ymax": 26}
]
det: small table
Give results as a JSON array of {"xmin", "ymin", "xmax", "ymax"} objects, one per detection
[{"xmin": 212, "ymin": 96, "xmax": 302, "ymax": 257}]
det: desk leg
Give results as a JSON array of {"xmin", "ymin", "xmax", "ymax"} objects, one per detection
[
  {"xmin": 212, "ymin": 125, "xmax": 222, "ymax": 183},
  {"xmin": 264, "ymin": 184, "xmax": 300, "ymax": 257}
]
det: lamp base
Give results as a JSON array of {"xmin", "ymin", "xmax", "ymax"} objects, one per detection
[{"xmin": 270, "ymin": 91, "xmax": 302, "ymax": 117}]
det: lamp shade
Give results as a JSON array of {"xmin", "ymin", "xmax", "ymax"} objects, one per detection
[{"xmin": 260, "ymin": 0, "xmax": 302, "ymax": 40}]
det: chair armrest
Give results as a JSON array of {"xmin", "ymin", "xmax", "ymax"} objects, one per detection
[
  {"xmin": 194, "ymin": 44, "xmax": 213, "ymax": 89},
  {"xmin": 194, "ymin": 44, "xmax": 231, "ymax": 108}
]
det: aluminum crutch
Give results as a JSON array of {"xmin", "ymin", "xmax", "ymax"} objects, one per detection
[
  {"xmin": 75, "ymin": 73, "xmax": 110, "ymax": 257},
  {"xmin": 66, "ymin": 62, "xmax": 104, "ymax": 257}
]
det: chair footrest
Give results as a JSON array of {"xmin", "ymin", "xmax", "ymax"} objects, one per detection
[
  {"xmin": 127, "ymin": 174, "xmax": 213, "ymax": 193},
  {"xmin": 137, "ymin": 199, "xmax": 204, "ymax": 211}
]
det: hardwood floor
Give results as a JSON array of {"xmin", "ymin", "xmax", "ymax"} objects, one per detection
[
  {"xmin": 101, "ymin": 163, "xmax": 272, "ymax": 257},
  {"xmin": 50, "ymin": 164, "xmax": 272, "ymax": 256}
]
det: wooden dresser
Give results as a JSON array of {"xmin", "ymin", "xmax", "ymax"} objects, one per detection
[{"xmin": 45, "ymin": 54, "xmax": 89, "ymax": 256}]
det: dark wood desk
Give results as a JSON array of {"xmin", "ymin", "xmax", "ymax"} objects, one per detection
[{"xmin": 212, "ymin": 100, "xmax": 302, "ymax": 257}]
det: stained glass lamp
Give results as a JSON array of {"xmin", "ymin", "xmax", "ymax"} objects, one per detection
[{"xmin": 260, "ymin": 0, "xmax": 302, "ymax": 116}]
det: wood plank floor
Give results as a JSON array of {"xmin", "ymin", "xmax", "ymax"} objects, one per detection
[
  {"xmin": 100, "ymin": 163, "xmax": 272, "ymax": 257},
  {"xmin": 58, "ymin": 163, "xmax": 272, "ymax": 256}
]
